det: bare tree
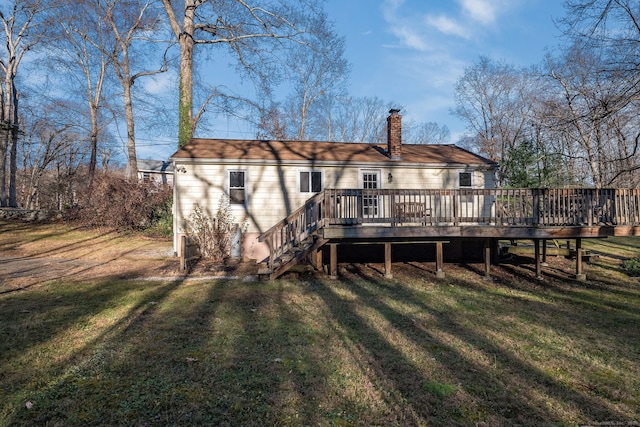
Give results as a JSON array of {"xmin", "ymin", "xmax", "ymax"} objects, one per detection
[
  {"xmin": 543, "ymin": 44, "xmax": 640, "ymax": 187},
  {"xmin": 160, "ymin": 0, "xmax": 328, "ymax": 147},
  {"xmin": 405, "ymin": 121, "xmax": 450, "ymax": 145},
  {"xmin": 51, "ymin": 0, "xmax": 115, "ymax": 188},
  {"xmin": 563, "ymin": 0, "xmax": 640, "ymax": 67},
  {"xmin": 256, "ymin": 104, "xmax": 289, "ymax": 140},
  {"xmin": 101, "ymin": 0, "xmax": 167, "ymax": 180},
  {"xmin": 556, "ymin": 0, "xmax": 640, "ymax": 186},
  {"xmin": 452, "ymin": 56, "xmax": 535, "ymax": 185},
  {"xmin": 19, "ymin": 119, "xmax": 75, "ymax": 209},
  {"xmin": 280, "ymin": 13, "xmax": 349, "ymax": 141},
  {"xmin": 0, "ymin": 0, "xmax": 46, "ymax": 207},
  {"xmin": 329, "ymin": 96, "xmax": 395, "ymax": 143}
]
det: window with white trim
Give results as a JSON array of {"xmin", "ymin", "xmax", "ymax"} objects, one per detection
[
  {"xmin": 459, "ymin": 172, "xmax": 472, "ymax": 187},
  {"xmin": 361, "ymin": 170, "xmax": 381, "ymax": 217},
  {"xmin": 228, "ymin": 170, "xmax": 246, "ymax": 205},
  {"xmin": 299, "ymin": 171, "xmax": 322, "ymax": 193},
  {"xmin": 459, "ymin": 172, "xmax": 473, "ymax": 202}
]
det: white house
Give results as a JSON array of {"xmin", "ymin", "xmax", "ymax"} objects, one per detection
[
  {"xmin": 170, "ymin": 110, "xmax": 497, "ymax": 262},
  {"xmin": 136, "ymin": 160, "xmax": 174, "ymax": 185}
]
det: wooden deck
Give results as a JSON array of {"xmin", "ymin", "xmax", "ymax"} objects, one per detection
[{"xmin": 258, "ymin": 188, "xmax": 640, "ymax": 279}]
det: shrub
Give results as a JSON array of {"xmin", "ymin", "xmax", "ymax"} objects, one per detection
[
  {"xmin": 186, "ymin": 197, "xmax": 246, "ymax": 262},
  {"xmin": 622, "ymin": 257, "xmax": 640, "ymax": 276},
  {"xmin": 77, "ymin": 173, "xmax": 173, "ymax": 231}
]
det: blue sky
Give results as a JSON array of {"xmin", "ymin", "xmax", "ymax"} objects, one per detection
[
  {"xmin": 137, "ymin": 0, "xmax": 567, "ymax": 160},
  {"xmin": 324, "ymin": 0, "xmax": 567, "ymax": 142}
]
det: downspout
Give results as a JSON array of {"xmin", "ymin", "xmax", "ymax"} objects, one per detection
[{"xmin": 172, "ymin": 160, "xmax": 178, "ymax": 256}]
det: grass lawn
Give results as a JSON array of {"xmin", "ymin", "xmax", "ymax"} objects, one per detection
[{"xmin": 1, "ymin": 221, "xmax": 639, "ymax": 426}]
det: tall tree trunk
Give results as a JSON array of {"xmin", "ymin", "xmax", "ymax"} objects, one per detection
[
  {"xmin": 0, "ymin": 131, "xmax": 7, "ymax": 207},
  {"xmin": 9, "ymin": 128, "xmax": 17, "ymax": 207},
  {"xmin": 88, "ymin": 105, "xmax": 98, "ymax": 188},
  {"xmin": 8, "ymin": 89, "xmax": 18, "ymax": 207},
  {"xmin": 178, "ymin": 5, "xmax": 195, "ymax": 148},
  {"xmin": 119, "ymin": 46, "xmax": 137, "ymax": 180},
  {"xmin": 2, "ymin": 76, "xmax": 15, "ymax": 207}
]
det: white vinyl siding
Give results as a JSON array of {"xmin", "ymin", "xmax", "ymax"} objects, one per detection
[{"xmin": 174, "ymin": 162, "xmax": 495, "ymax": 237}]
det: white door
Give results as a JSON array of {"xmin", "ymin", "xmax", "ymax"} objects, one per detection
[{"xmin": 362, "ymin": 170, "xmax": 382, "ymax": 219}]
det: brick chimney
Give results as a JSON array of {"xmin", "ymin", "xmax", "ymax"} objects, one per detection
[{"xmin": 387, "ymin": 109, "xmax": 402, "ymax": 160}]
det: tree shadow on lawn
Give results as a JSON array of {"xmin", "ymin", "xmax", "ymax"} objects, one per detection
[
  {"xmin": 488, "ymin": 256, "xmax": 640, "ymax": 319},
  {"xmin": 1, "ymin": 274, "xmax": 186, "ymax": 426},
  {"xmin": 3, "ymin": 265, "xmax": 638, "ymax": 426},
  {"xmin": 0, "ymin": 221, "xmax": 117, "ymax": 259},
  {"xmin": 449, "ymin": 259, "xmax": 639, "ymax": 361},
  {"xmin": 4, "ymin": 277, "xmax": 340, "ymax": 426},
  {"xmin": 586, "ymin": 238, "xmax": 640, "ymax": 257},
  {"xmin": 0, "ymin": 221, "xmax": 84, "ymax": 252},
  {"xmin": 311, "ymin": 264, "xmax": 637, "ymax": 425}
]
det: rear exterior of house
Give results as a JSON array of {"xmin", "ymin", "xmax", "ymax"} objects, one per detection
[{"xmin": 170, "ymin": 111, "xmax": 498, "ymax": 261}]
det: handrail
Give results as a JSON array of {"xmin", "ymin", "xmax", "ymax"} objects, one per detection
[{"xmin": 258, "ymin": 192, "xmax": 326, "ymax": 273}]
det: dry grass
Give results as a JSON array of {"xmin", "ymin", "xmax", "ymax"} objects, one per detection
[{"xmin": 1, "ymin": 220, "xmax": 639, "ymax": 426}]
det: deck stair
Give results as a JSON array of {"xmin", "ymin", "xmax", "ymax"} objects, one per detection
[
  {"xmin": 266, "ymin": 235, "xmax": 328, "ymax": 279},
  {"xmin": 258, "ymin": 192, "xmax": 327, "ymax": 279}
]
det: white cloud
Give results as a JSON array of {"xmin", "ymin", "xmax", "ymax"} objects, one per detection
[
  {"xmin": 381, "ymin": 0, "xmax": 403, "ymax": 22},
  {"xmin": 460, "ymin": 0, "xmax": 518, "ymax": 26},
  {"xmin": 426, "ymin": 14, "xmax": 470, "ymax": 38},
  {"xmin": 142, "ymin": 71, "xmax": 177, "ymax": 96},
  {"xmin": 381, "ymin": 0, "xmax": 431, "ymax": 51},
  {"xmin": 460, "ymin": 0, "xmax": 498, "ymax": 25},
  {"xmin": 389, "ymin": 26, "xmax": 430, "ymax": 51}
]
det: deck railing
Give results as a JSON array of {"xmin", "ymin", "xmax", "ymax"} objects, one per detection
[
  {"xmin": 258, "ymin": 188, "xmax": 640, "ymax": 270},
  {"xmin": 323, "ymin": 188, "xmax": 640, "ymax": 226},
  {"xmin": 258, "ymin": 192, "xmax": 325, "ymax": 272}
]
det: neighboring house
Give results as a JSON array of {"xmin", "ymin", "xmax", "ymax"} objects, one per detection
[
  {"xmin": 136, "ymin": 160, "xmax": 174, "ymax": 185},
  {"xmin": 170, "ymin": 110, "xmax": 498, "ymax": 262}
]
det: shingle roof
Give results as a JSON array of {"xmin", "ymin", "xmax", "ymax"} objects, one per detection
[
  {"xmin": 137, "ymin": 159, "xmax": 173, "ymax": 172},
  {"xmin": 171, "ymin": 139, "xmax": 496, "ymax": 166}
]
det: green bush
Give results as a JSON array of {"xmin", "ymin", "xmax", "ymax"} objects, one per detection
[
  {"xmin": 144, "ymin": 196, "xmax": 173, "ymax": 237},
  {"xmin": 622, "ymin": 257, "xmax": 640, "ymax": 276}
]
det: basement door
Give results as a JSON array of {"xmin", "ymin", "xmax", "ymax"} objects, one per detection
[{"xmin": 361, "ymin": 170, "xmax": 382, "ymax": 220}]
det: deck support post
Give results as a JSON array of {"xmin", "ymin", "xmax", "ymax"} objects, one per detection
[
  {"xmin": 435, "ymin": 241, "xmax": 445, "ymax": 279},
  {"xmin": 329, "ymin": 243, "xmax": 338, "ymax": 279},
  {"xmin": 534, "ymin": 239, "xmax": 542, "ymax": 279},
  {"xmin": 484, "ymin": 238, "xmax": 491, "ymax": 277},
  {"xmin": 384, "ymin": 243, "xmax": 392, "ymax": 279},
  {"xmin": 575, "ymin": 238, "xmax": 586, "ymax": 281},
  {"xmin": 310, "ymin": 246, "xmax": 323, "ymax": 272},
  {"xmin": 180, "ymin": 235, "xmax": 187, "ymax": 271},
  {"xmin": 542, "ymin": 239, "xmax": 548, "ymax": 264}
]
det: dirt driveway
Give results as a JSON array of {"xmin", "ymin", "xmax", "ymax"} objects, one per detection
[
  {"xmin": 0, "ymin": 221, "xmax": 264, "ymax": 293},
  {"xmin": 0, "ymin": 221, "xmax": 180, "ymax": 292}
]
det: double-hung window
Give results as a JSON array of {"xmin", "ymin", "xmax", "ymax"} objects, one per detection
[
  {"xmin": 299, "ymin": 171, "xmax": 322, "ymax": 193},
  {"xmin": 459, "ymin": 172, "xmax": 473, "ymax": 203},
  {"xmin": 229, "ymin": 170, "xmax": 246, "ymax": 205}
]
